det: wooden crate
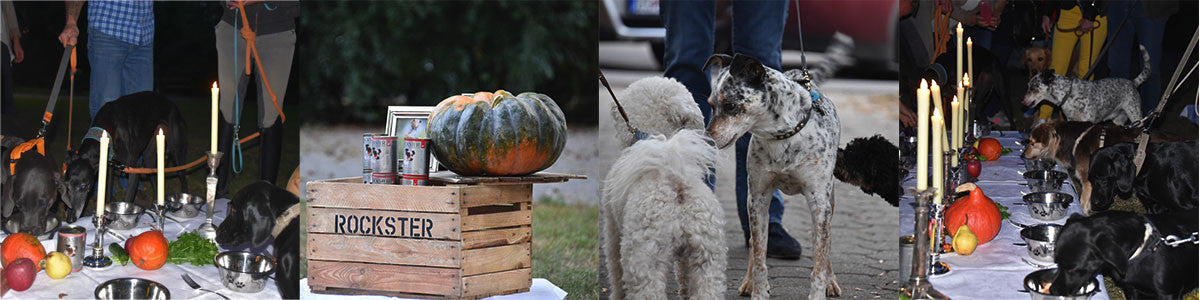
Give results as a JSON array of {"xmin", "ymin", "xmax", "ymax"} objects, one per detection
[{"xmin": 305, "ymin": 172, "xmax": 580, "ymax": 299}]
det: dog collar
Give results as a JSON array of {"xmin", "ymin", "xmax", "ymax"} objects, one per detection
[
  {"xmin": 271, "ymin": 203, "xmax": 301, "ymax": 238},
  {"xmin": 8, "ymin": 138, "xmax": 46, "ymax": 175},
  {"xmin": 81, "ymin": 127, "xmax": 116, "ymax": 160},
  {"xmin": 1128, "ymin": 222, "xmax": 1156, "ymax": 261},
  {"xmin": 771, "ymin": 91, "xmax": 822, "ymax": 140}
]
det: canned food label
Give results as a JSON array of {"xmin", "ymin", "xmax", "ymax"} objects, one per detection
[
  {"xmin": 401, "ymin": 138, "xmax": 431, "ymax": 176},
  {"xmin": 371, "ymin": 136, "xmax": 398, "ymax": 173}
]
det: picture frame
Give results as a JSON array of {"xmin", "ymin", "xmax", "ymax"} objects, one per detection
[{"xmin": 385, "ymin": 106, "xmax": 439, "ymax": 173}]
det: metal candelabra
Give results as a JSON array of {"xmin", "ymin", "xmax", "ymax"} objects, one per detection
[
  {"xmin": 197, "ymin": 151, "xmax": 223, "ymax": 241},
  {"xmin": 82, "ymin": 216, "xmax": 111, "ymax": 268},
  {"xmin": 902, "ymin": 187, "xmax": 949, "ymax": 299}
]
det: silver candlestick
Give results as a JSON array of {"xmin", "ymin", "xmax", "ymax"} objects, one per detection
[
  {"xmin": 197, "ymin": 151, "xmax": 223, "ymax": 242},
  {"xmin": 82, "ymin": 216, "xmax": 111, "ymax": 268},
  {"xmin": 902, "ymin": 187, "xmax": 949, "ymax": 300}
]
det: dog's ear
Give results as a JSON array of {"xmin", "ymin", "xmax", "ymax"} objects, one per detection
[
  {"xmin": 730, "ymin": 54, "xmax": 766, "ymax": 85},
  {"xmin": 703, "ymin": 54, "xmax": 733, "ymax": 72},
  {"xmin": 247, "ymin": 190, "xmax": 276, "ymax": 248},
  {"xmin": 1092, "ymin": 236, "xmax": 1129, "ymax": 279}
]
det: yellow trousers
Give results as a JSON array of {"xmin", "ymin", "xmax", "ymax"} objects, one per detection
[{"xmin": 1040, "ymin": 6, "xmax": 1108, "ymax": 120}]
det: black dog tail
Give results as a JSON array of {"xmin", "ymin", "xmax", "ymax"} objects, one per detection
[{"xmin": 835, "ymin": 135, "xmax": 900, "ymax": 206}]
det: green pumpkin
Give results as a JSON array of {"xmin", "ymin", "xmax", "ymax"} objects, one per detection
[{"xmin": 427, "ymin": 90, "xmax": 567, "ymax": 176}]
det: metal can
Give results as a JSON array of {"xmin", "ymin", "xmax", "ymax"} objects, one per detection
[
  {"xmin": 370, "ymin": 172, "xmax": 397, "ymax": 184},
  {"xmin": 363, "ymin": 169, "xmax": 372, "ymax": 184},
  {"xmin": 399, "ymin": 138, "xmax": 431, "ymax": 186},
  {"xmin": 362, "ymin": 133, "xmax": 378, "ymax": 170},
  {"xmin": 371, "ymin": 135, "xmax": 398, "ymax": 174},
  {"xmin": 56, "ymin": 225, "xmax": 87, "ymax": 272}
]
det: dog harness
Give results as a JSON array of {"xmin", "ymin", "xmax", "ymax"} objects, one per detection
[
  {"xmin": 8, "ymin": 138, "xmax": 45, "ymax": 175},
  {"xmin": 271, "ymin": 203, "xmax": 302, "ymax": 238},
  {"xmin": 1129, "ymin": 221, "xmax": 1199, "ymax": 261}
]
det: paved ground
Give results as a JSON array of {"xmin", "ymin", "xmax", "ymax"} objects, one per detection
[{"xmin": 597, "ymin": 41, "xmax": 901, "ymax": 299}]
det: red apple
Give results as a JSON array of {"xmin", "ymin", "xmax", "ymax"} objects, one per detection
[
  {"xmin": 967, "ymin": 160, "xmax": 982, "ymax": 178},
  {"xmin": 3, "ymin": 258, "xmax": 35, "ymax": 291}
]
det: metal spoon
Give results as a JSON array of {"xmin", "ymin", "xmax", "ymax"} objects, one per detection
[{"xmin": 181, "ymin": 273, "xmax": 230, "ymax": 300}]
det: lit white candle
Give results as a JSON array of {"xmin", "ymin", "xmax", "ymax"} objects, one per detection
[
  {"xmin": 968, "ymin": 37, "xmax": 974, "ymax": 93},
  {"xmin": 957, "ymin": 22, "xmax": 963, "ymax": 90},
  {"xmin": 963, "ymin": 74, "xmax": 971, "ymax": 139},
  {"xmin": 917, "ymin": 79, "xmax": 930, "ymax": 191},
  {"xmin": 156, "ymin": 129, "xmax": 165, "ymax": 207},
  {"xmin": 951, "ymin": 96, "xmax": 960, "ymax": 167},
  {"xmin": 97, "ymin": 131, "xmax": 109, "ymax": 217},
  {"xmin": 211, "ymin": 82, "xmax": 219, "ymax": 154},
  {"xmin": 932, "ymin": 108, "xmax": 945, "ymax": 204}
]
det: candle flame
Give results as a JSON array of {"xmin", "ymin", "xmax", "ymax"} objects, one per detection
[
  {"xmin": 931, "ymin": 80, "xmax": 939, "ymax": 90},
  {"xmin": 213, "ymin": 81, "xmax": 218, "ymax": 89},
  {"xmin": 963, "ymin": 74, "xmax": 971, "ymax": 87},
  {"xmin": 952, "ymin": 95, "xmax": 959, "ymax": 105},
  {"xmin": 932, "ymin": 107, "xmax": 943, "ymax": 122},
  {"xmin": 967, "ymin": 38, "xmax": 973, "ymax": 45},
  {"xmin": 957, "ymin": 22, "xmax": 963, "ymax": 30},
  {"xmin": 158, "ymin": 128, "xmax": 164, "ymax": 135},
  {"xmin": 920, "ymin": 79, "xmax": 927, "ymax": 89}
]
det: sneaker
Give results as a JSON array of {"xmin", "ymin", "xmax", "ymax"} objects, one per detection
[{"xmin": 766, "ymin": 223, "xmax": 803, "ymax": 259}]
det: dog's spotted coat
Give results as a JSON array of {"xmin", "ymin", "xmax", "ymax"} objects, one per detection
[
  {"xmin": 705, "ymin": 53, "xmax": 841, "ymax": 299},
  {"xmin": 1022, "ymin": 45, "xmax": 1150, "ymax": 125}
]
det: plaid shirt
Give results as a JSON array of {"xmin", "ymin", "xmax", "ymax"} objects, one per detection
[{"xmin": 88, "ymin": 0, "xmax": 154, "ymax": 46}]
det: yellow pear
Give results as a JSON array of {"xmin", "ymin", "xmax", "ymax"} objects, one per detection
[
  {"xmin": 43, "ymin": 251, "xmax": 72, "ymax": 279},
  {"xmin": 952, "ymin": 225, "xmax": 978, "ymax": 255}
]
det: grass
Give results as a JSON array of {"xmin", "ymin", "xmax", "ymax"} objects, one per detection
[
  {"xmin": 9, "ymin": 90, "xmax": 300, "ymax": 208},
  {"xmin": 532, "ymin": 196, "xmax": 599, "ymax": 299}
]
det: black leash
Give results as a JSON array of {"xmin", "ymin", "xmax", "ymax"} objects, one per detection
[{"xmin": 38, "ymin": 46, "xmax": 74, "ymax": 139}]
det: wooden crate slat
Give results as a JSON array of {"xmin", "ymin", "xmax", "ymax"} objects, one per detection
[
  {"xmin": 308, "ymin": 233, "xmax": 462, "ymax": 267},
  {"xmin": 460, "ymin": 185, "xmax": 532, "ymax": 208},
  {"xmin": 309, "ymin": 260, "xmax": 462, "ymax": 296},
  {"xmin": 462, "ymin": 206, "xmax": 531, "ymax": 231},
  {"xmin": 308, "ymin": 207, "xmax": 461, "ymax": 240},
  {"xmin": 461, "ymin": 268, "xmax": 533, "ymax": 298},
  {"xmin": 461, "ymin": 243, "xmax": 531, "ymax": 276},
  {"xmin": 461, "ymin": 226, "xmax": 531, "ymax": 250},
  {"xmin": 307, "ymin": 178, "xmax": 460, "ymax": 212}
]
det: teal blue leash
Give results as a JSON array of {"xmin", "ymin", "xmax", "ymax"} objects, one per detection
[{"xmin": 230, "ymin": 7, "xmax": 245, "ymax": 174}]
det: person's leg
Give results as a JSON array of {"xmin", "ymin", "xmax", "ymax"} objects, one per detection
[
  {"xmin": 121, "ymin": 41, "xmax": 153, "ymax": 96},
  {"xmin": 253, "ymin": 29, "xmax": 296, "ymax": 184},
  {"xmin": 1039, "ymin": 8, "xmax": 1081, "ymax": 121},
  {"xmin": 215, "ymin": 22, "xmax": 252, "ymax": 196},
  {"xmin": 1133, "ymin": 1, "xmax": 1165, "ymax": 115},
  {"xmin": 661, "ymin": 0, "xmax": 715, "ymax": 120},
  {"xmin": 1077, "ymin": 15, "xmax": 1106, "ymax": 80},
  {"xmin": 1, "ymin": 43, "xmax": 12, "ymax": 116},
  {"xmin": 86, "ymin": 28, "xmax": 129, "ymax": 119}
]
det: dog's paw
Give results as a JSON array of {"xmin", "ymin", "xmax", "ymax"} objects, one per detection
[
  {"xmin": 738, "ymin": 276, "xmax": 752, "ymax": 296},
  {"xmin": 825, "ymin": 280, "xmax": 842, "ymax": 297}
]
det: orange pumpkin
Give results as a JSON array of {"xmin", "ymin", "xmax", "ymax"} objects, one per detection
[
  {"xmin": 125, "ymin": 230, "xmax": 169, "ymax": 270},
  {"xmin": 944, "ymin": 183, "xmax": 1001, "ymax": 244},
  {"xmin": 1, "ymin": 233, "xmax": 46, "ymax": 271},
  {"xmin": 977, "ymin": 138, "xmax": 1003, "ymax": 161}
]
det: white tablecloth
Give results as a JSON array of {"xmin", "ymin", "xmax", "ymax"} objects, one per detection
[
  {"xmin": 300, "ymin": 278, "xmax": 567, "ymax": 300},
  {"xmin": 1, "ymin": 198, "xmax": 282, "ymax": 299},
  {"xmin": 899, "ymin": 131, "xmax": 1110, "ymax": 300}
]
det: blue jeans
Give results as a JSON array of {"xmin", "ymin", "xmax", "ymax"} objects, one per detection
[
  {"xmin": 1106, "ymin": 0, "xmax": 1164, "ymax": 115},
  {"xmin": 662, "ymin": 0, "xmax": 788, "ymax": 229},
  {"xmin": 87, "ymin": 28, "xmax": 153, "ymax": 118}
]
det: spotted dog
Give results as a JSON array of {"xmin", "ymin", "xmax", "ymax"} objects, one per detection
[
  {"xmin": 1022, "ymin": 46, "xmax": 1149, "ymax": 125},
  {"xmin": 704, "ymin": 53, "xmax": 841, "ymax": 299}
]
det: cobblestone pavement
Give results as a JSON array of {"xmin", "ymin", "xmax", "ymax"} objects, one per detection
[{"xmin": 597, "ymin": 42, "xmax": 901, "ymax": 298}]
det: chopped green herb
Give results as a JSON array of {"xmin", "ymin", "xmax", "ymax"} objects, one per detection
[{"xmin": 166, "ymin": 231, "xmax": 219, "ymax": 266}]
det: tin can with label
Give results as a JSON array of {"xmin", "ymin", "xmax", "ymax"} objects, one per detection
[
  {"xmin": 362, "ymin": 133, "xmax": 379, "ymax": 170},
  {"xmin": 371, "ymin": 135, "xmax": 398, "ymax": 174},
  {"xmin": 370, "ymin": 172, "xmax": 397, "ymax": 184},
  {"xmin": 400, "ymin": 138, "xmax": 431, "ymax": 186},
  {"xmin": 363, "ymin": 169, "xmax": 372, "ymax": 184},
  {"xmin": 56, "ymin": 225, "xmax": 87, "ymax": 272}
]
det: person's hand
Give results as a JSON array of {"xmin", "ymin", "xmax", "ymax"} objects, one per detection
[
  {"xmin": 1079, "ymin": 18, "xmax": 1094, "ymax": 33},
  {"xmin": 11, "ymin": 37, "xmax": 23, "ymax": 64},
  {"xmin": 1041, "ymin": 15, "xmax": 1052, "ymax": 36},
  {"xmin": 900, "ymin": 104, "xmax": 918, "ymax": 128},
  {"xmin": 59, "ymin": 22, "xmax": 79, "ymax": 47}
]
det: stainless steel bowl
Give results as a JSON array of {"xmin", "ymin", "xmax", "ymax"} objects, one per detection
[
  {"xmin": 1019, "ymin": 224, "xmax": 1063, "ymax": 262},
  {"xmin": 214, "ymin": 251, "xmax": 276, "ymax": 293},
  {"xmin": 1024, "ymin": 170, "xmax": 1068, "ymax": 192},
  {"xmin": 1022, "ymin": 158, "xmax": 1056, "ymax": 172},
  {"xmin": 1023, "ymin": 192, "xmax": 1073, "ymax": 221},
  {"xmin": 94, "ymin": 277, "xmax": 171, "ymax": 300},
  {"xmin": 165, "ymin": 193, "xmax": 205, "ymax": 218},
  {"xmin": 3, "ymin": 216, "xmax": 61, "ymax": 239},
  {"xmin": 1022, "ymin": 268, "xmax": 1099, "ymax": 300},
  {"xmin": 104, "ymin": 202, "xmax": 145, "ymax": 230}
]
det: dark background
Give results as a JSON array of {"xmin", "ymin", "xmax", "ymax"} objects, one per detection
[{"xmin": 297, "ymin": 1, "xmax": 598, "ymax": 125}]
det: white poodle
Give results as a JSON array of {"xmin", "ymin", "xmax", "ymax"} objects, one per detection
[{"xmin": 603, "ymin": 77, "xmax": 727, "ymax": 300}]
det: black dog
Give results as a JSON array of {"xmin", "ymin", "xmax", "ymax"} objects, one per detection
[
  {"xmin": 63, "ymin": 91, "xmax": 188, "ymax": 222},
  {"xmin": 216, "ymin": 181, "xmax": 300, "ymax": 299},
  {"xmin": 1051, "ymin": 211, "xmax": 1197, "ymax": 298},
  {"xmin": 834, "ymin": 135, "xmax": 900, "ymax": 206},
  {"xmin": 1088, "ymin": 140, "xmax": 1198, "ymax": 214},
  {"xmin": 2, "ymin": 145, "xmax": 70, "ymax": 236}
]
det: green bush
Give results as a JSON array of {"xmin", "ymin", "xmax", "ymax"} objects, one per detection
[{"xmin": 299, "ymin": 1, "xmax": 598, "ymax": 124}]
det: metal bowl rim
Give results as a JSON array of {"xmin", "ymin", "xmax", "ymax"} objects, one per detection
[
  {"xmin": 1022, "ymin": 268, "xmax": 1100, "ymax": 297},
  {"xmin": 1022, "ymin": 192, "xmax": 1074, "ymax": 204},
  {"xmin": 93, "ymin": 277, "xmax": 171, "ymax": 300},
  {"xmin": 214, "ymin": 251, "xmax": 277, "ymax": 275},
  {"xmin": 104, "ymin": 202, "xmax": 146, "ymax": 215}
]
